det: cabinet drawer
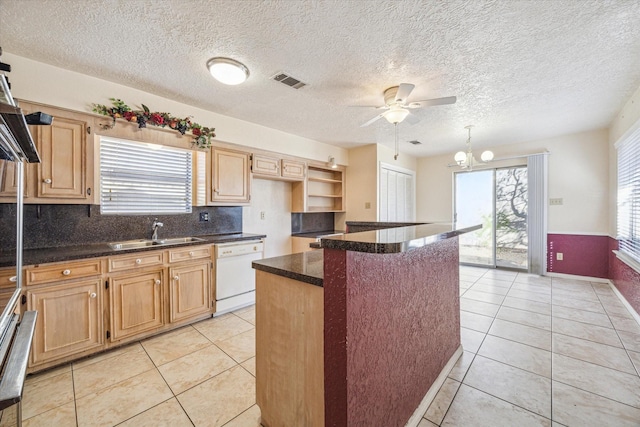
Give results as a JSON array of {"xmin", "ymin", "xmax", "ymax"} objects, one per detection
[
  {"xmin": 0, "ymin": 267, "xmax": 18, "ymax": 291},
  {"xmin": 108, "ymin": 251, "xmax": 164, "ymax": 272},
  {"xmin": 168, "ymin": 245, "xmax": 212, "ymax": 263},
  {"xmin": 26, "ymin": 259, "xmax": 102, "ymax": 285}
]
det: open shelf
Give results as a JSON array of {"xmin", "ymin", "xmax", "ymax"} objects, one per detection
[{"xmin": 292, "ymin": 165, "xmax": 345, "ymax": 212}]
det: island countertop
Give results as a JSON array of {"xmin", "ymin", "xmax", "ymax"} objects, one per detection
[{"xmin": 252, "ymin": 223, "xmax": 480, "ymax": 286}]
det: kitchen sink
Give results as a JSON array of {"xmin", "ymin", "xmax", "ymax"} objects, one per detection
[{"xmin": 108, "ymin": 237, "xmax": 205, "ymax": 250}]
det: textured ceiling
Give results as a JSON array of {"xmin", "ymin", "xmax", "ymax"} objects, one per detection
[{"xmin": 1, "ymin": 0, "xmax": 640, "ymax": 157}]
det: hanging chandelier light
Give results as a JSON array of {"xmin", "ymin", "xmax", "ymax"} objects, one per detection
[{"xmin": 454, "ymin": 125, "xmax": 494, "ymax": 170}]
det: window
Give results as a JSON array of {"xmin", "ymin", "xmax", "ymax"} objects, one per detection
[
  {"xmin": 100, "ymin": 137, "xmax": 192, "ymax": 215},
  {"xmin": 617, "ymin": 127, "xmax": 640, "ymax": 265}
]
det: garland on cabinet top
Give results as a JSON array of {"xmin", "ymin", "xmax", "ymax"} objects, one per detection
[{"xmin": 92, "ymin": 98, "xmax": 216, "ymax": 149}]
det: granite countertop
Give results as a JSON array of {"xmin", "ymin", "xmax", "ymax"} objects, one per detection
[
  {"xmin": 1, "ymin": 233, "xmax": 266, "ymax": 268},
  {"xmin": 253, "ymin": 250, "xmax": 323, "ymax": 287},
  {"xmin": 291, "ymin": 230, "xmax": 345, "ymax": 238},
  {"xmin": 320, "ymin": 223, "xmax": 481, "ymax": 254}
]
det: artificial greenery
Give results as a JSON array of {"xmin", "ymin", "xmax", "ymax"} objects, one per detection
[{"xmin": 92, "ymin": 98, "xmax": 215, "ymax": 149}]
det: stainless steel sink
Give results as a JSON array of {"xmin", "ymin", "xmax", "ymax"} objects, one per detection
[{"xmin": 108, "ymin": 237, "xmax": 205, "ymax": 250}]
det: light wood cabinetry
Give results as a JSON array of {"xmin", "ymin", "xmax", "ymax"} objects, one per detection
[
  {"xmin": 27, "ymin": 278, "xmax": 104, "ymax": 365},
  {"xmin": 292, "ymin": 165, "xmax": 345, "ymax": 212},
  {"xmin": 26, "ymin": 259, "xmax": 101, "ymax": 285},
  {"xmin": 252, "ymin": 154, "xmax": 306, "ymax": 181},
  {"xmin": 107, "ymin": 251, "xmax": 164, "ymax": 272},
  {"xmin": 291, "ymin": 236, "xmax": 317, "ymax": 253},
  {"xmin": 34, "ymin": 116, "xmax": 87, "ymax": 199},
  {"xmin": 0, "ymin": 160, "xmax": 26, "ymax": 197},
  {"xmin": 210, "ymin": 147, "xmax": 251, "ymax": 204},
  {"xmin": 109, "ymin": 268, "xmax": 164, "ymax": 341},
  {"xmin": 169, "ymin": 261, "xmax": 211, "ymax": 323}
]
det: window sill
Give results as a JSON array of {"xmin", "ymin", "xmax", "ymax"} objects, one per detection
[{"xmin": 613, "ymin": 250, "xmax": 640, "ymax": 275}]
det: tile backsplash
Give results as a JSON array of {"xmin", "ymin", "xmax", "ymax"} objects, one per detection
[
  {"xmin": 291, "ymin": 212, "xmax": 335, "ymax": 234},
  {"xmin": 0, "ymin": 204, "xmax": 242, "ymax": 250}
]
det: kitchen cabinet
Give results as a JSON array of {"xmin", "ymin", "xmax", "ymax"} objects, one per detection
[
  {"xmin": 291, "ymin": 236, "xmax": 317, "ymax": 253},
  {"xmin": 0, "ymin": 159, "xmax": 28, "ymax": 197},
  {"xmin": 252, "ymin": 154, "xmax": 306, "ymax": 181},
  {"xmin": 27, "ymin": 279, "xmax": 104, "ymax": 365},
  {"xmin": 109, "ymin": 269, "xmax": 164, "ymax": 341},
  {"xmin": 169, "ymin": 261, "xmax": 211, "ymax": 323},
  {"xmin": 210, "ymin": 147, "xmax": 251, "ymax": 204},
  {"xmin": 33, "ymin": 115, "xmax": 88, "ymax": 200},
  {"xmin": 292, "ymin": 165, "xmax": 345, "ymax": 212}
]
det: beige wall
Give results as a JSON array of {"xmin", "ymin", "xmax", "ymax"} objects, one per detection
[
  {"xmin": 417, "ymin": 129, "xmax": 610, "ymax": 234},
  {"xmin": 242, "ymin": 179, "xmax": 292, "ymax": 258},
  {"xmin": 4, "ymin": 52, "xmax": 349, "ymax": 165},
  {"xmin": 608, "ymin": 83, "xmax": 640, "ymax": 237}
]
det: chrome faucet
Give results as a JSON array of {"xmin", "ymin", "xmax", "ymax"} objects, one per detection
[{"xmin": 151, "ymin": 218, "xmax": 164, "ymax": 241}]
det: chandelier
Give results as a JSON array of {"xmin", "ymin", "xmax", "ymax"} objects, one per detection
[{"xmin": 454, "ymin": 125, "xmax": 494, "ymax": 170}]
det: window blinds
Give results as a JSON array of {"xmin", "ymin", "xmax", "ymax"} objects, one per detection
[
  {"xmin": 100, "ymin": 138, "xmax": 192, "ymax": 215},
  {"xmin": 617, "ymin": 127, "xmax": 640, "ymax": 263}
]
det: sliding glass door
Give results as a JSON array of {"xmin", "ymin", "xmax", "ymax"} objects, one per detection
[{"xmin": 455, "ymin": 166, "xmax": 528, "ymax": 270}]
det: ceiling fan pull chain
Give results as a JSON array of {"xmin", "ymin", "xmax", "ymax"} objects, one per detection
[{"xmin": 394, "ymin": 123, "xmax": 399, "ymax": 160}]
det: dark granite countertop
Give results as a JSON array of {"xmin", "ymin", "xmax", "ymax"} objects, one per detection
[
  {"xmin": 321, "ymin": 224, "xmax": 480, "ymax": 254},
  {"xmin": 1, "ymin": 233, "xmax": 266, "ymax": 268},
  {"xmin": 291, "ymin": 230, "xmax": 345, "ymax": 238},
  {"xmin": 253, "ymin": 250, "xmax": 323, "ymax": 287}
]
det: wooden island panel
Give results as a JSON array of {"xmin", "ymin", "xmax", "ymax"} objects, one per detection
[{"xmin": 255, "ymin": 270, "xmax": 324, "ymax": 427}]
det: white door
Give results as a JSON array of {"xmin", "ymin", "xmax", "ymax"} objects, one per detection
[{"xmin": 379, "ymin": 163, "xmax": 415, "ymax": 222}]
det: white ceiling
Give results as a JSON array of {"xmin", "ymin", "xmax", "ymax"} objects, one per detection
[{"xmin": 1, "ymin": 0, "xmax": 640, "ymax": 157}]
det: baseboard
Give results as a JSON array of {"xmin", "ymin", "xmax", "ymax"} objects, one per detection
[
  {"xmin": 545, "ymin": 271, "xmax": 610, "ymax": 283},
  {"xmin": 404, "ymin": 345, "xmax": 463, "ymax": 427},
  {"xmin": 607, "ymin": 280, "xmax": 640, "ymax": 325}
]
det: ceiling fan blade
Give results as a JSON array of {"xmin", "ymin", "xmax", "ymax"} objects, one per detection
[
  {"xmin": 404, "ymin": 112, "xmax": 421, "ymax": 125},
  {"xmin": 348, "ymin": 105, "xmax": 387, "ymax": 109},
  {"xmin": 407, "ymin": 96, "xmax": 457, "ymax": 108},
  {"xmin": 394, "ymin": 83, "xmax": 415, "ymax": 104},
  {"xmin": 360, "ymin": 112, "xmax": 386, "ymax": 127}
]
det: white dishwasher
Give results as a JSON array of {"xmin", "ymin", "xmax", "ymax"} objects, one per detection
[{"xmin": 214, "ymin": 239, "xmax": 264, "ymax": 315}]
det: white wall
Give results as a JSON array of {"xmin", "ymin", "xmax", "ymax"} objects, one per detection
[
  {"xmin": 417, "ymin": 129, "xmax": 610, "ymax": 234},
  {"xmin": 242, "ymin": 179, "xmax": 292, "ymax": 258},
  {"xmin": 4, "ymin": 52, "xmax": 349, "ymax": 165},
  {"xmin": 608, "ymin": 83, "xmax": 640, "ymax": 237}
]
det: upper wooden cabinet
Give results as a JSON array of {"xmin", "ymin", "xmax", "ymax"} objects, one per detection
[
  {"xmin": 34, "ymin": 116, "xmax": 87, "ymax": 199},
  {"xmin": 252, "ymin": 154, "xmax": 305, "ymax": 181},
  {"xmin": 292, "ymin": 164, "xmax": 345, "ymax": 212},
  {"xmin": 210, "ymin": 147, "xmax": 251, "ymax": 205},
  {"xmin": 0, "ymin": 159, "xmax": 27, "ymax": 197}
]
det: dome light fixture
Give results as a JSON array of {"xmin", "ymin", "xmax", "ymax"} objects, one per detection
[
  {"xmin": 206, "ymin": 57, "xmax": 249, "ymax": 85},
  {"xmin": 454, "ymin": 125, "xmax": 494, "ymax": 170},
  {"xmin": 384, "ymin": 106, "xmax": 409, "ymax": 124}
]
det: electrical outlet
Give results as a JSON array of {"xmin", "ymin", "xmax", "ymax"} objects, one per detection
[
  {"xmin": 199, "ymin": 212, "xmax": 209, "ymax": 222},
  {"xmin": 557, "ymin": 252, "xmax": 563, "ymax": 261},
  {"xmin": 260, "ymin": 211, "xmax": 265, "ymax": 220},
  {"xmin": 549, "ymin": 198, "xmax": 563, "ymax": 206},
  {"xmin": 365, "ymin": 202, "xmax": 371, "ymax": 209}
]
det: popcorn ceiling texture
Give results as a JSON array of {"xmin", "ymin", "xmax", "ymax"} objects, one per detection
[{"xmin": 1, "ymin": 1, "xmax": 640, "ymax": 157}]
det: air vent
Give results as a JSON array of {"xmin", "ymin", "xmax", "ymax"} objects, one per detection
[
  {"xmin": 271, "ymin": 72, "xmax": 307, "ymax": 89},
  {"xmin": 408, "ymin": 140, "xmax": 422, "ymax": 145}
]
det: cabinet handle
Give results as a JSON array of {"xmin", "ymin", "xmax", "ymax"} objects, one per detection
[
  {"xmin": 189, "ymin": 251, "xmax": 194, "ymax": 256},
  {"xmin": 213, "ymin": 188, "xmax": 219, "ymax": 193},
  {"xmin": 155, "ymin": 279, "xmax": 161, "ymax": 285},
  {"xmin": 62, "ymin": 269, "xmax": 71, "ymax": 276},
  {"xmin": 135, "ymin": 259, "xmax": 142, "ymax": 264},
  {"xmin": 89, "ymin": 292, "xmax": 96, "ymax": 299},
  {"xmin": 43, "ymin": 178, "xmax": 52, "ymax": 184},
  {"xmin": 8, "ymin": 276, "xmax": 16, "ymax": 283},
  {"xmin": 173, "ymin": 275, "xmax": 179, "ymax": 281}
]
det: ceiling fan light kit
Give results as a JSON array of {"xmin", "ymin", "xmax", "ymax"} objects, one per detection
[
  {"xmin": 206, "ymin": 57, "xmax": 249, "ymax": 85},
  {"xmin": 454, "ymin": 125, "xmax": 494, "ymax": 170}
]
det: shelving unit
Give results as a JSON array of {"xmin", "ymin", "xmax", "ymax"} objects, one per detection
[{"xmin": 292, "ymin": 165, "xmax": 345, "ymax": 212}]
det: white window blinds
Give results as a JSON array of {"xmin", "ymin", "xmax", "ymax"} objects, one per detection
[
  {"xmin": 100, "ymin": 138, "xmax": 192, "ymax": 215},
  {"xmin": 617, "ymin": 127, "xmax": 640, "ymax": 263}
]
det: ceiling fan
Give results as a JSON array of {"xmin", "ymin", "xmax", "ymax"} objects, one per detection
[{"xmin": 359, "ymin": 83, "xmax": 456, "ymax": 127}]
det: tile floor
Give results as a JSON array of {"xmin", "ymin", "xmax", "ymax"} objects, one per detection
[{"xmin": 0, "ymin": 267, "xmax": 639, "ymax": 426}]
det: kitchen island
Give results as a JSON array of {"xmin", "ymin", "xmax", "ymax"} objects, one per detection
[{"xmin": 252, "ymin": 223, "xmax": 480, "ymax": 427}]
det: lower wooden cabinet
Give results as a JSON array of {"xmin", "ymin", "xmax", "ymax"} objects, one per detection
[
  {"xmin": 27, "ymin": 279, "xmax": 104, "ymax": 365},
  {"xmin": 109, "ymin": 269, "xmax": 164, "ymax": 341},
  {"xmin": 169, "ymin": 261, "xmax": 211, "ymax": 323}
]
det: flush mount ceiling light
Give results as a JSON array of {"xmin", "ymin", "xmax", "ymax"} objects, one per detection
[
  {"xmin": 454, "ymin": 125, "xmax": 494, "ymax": 170},
  {"xmin": 206, "ymin": 57, "xmax": 249, "ymax": 85}
]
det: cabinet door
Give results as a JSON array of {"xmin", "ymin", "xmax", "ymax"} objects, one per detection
[
  {"xmin": 0, "ymin": 159, "xmax": 28, "ymax": 197},
  {"xmin": 110, "ymin": 269, "xmax": 164, "ymax": 341},
  {"xmin": 211, "ymin": 148, "xmax": 251, "ymax": 204},
  {"xmin": 28, "ymin": 279, "xmax": 104, "ymax": 365},
  {"xmin": 169, "ymin": 261, "xmax": 211, "ymax": 323},
  {"xmin": 252, "ymin": 154, "xmax": 280, "ymax": 177},
  {"xmin": 36, "ymin": 116, "xmax": 87, "ymax": 199},
  {"xmin": 281, "ymin": 159, "xmax": 305, "ymax": 180}
]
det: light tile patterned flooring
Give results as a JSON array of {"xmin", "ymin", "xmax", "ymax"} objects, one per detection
[{"xmin": 1, "ymin": 267, "xmax": 639, "ymax": 426}]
